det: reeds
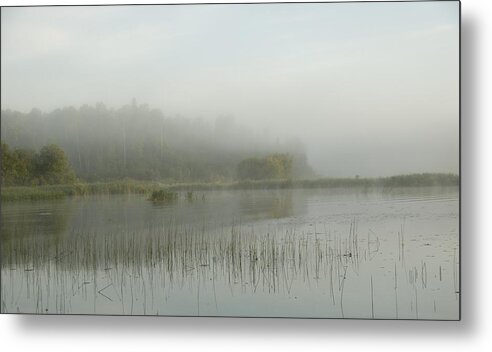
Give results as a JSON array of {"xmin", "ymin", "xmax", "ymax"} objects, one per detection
[
  {"xmin": 149, "ymin": 190, "xmax": 178, "ymax": 202},
  {"xmin": 0, "ymin": 216, "xmax": 459, "ymax": 318},
  {"xmin": 1, "ymin": 219, "xmax": 370, "ymax": 315},
  {"xmin": 1, "ymin": 173, "xmax": 459, "ymax": 201}
]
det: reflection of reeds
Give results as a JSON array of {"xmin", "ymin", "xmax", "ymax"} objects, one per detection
[
  {"xmin": 1, "ymin": 220, "xmax": 371, "ymax": 315},
  {"xmin": 0, "ymin": 219, "xmax": 458, "ymax": 318}
]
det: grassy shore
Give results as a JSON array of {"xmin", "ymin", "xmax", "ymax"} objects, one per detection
[{"xmin": 1, "ymin": 173, "xmax": 459, "ymax": 202}]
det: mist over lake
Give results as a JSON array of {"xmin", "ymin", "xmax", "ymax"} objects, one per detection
[
  {"xmin": 0, "ymin": 2, "xmax": 459, "ymax": 319},
  {"xmin": 1, "ymin": 2, "xmax": 459, "ymax": 177}
]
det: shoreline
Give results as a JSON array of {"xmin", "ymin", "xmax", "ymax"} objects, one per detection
[{"xmin": 0, "ymin": 173, "xmax": 459, "ymax": 202}]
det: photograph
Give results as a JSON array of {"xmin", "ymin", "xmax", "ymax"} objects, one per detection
[{"xmin": 0, "ymin": 1, "xmax": 460, "ymax": 319}]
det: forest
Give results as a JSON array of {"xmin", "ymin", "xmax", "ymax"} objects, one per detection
[
  {"xmin": 0, "ymin": 102, "xmax": 313, "ymax": 184},
  {"xmin": 1, "ymin": 101, "xmax": 314, "ymax": 182},
  {"xmin": 0, "ymin": 102, "xmax": 459, "ymax": 198}
]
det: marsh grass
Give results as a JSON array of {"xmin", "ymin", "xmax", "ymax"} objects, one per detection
[
  {"xmin": 149, "ymin": 190, "xmax": 178, "ymax": 202},
  {"xmin": 1, "ymin": 173, "xmax": 459, "ymax": 201},
  {"xmin": 0, "ymin": 214, "xmax": 458, "ymax": 318},
  {"xmin": 1, "ymin": 181, "xmax": 159, "ymax": 201},
  {"xmin": 1, "ymin": 219, "xmax": 370, "ymax": 315}
]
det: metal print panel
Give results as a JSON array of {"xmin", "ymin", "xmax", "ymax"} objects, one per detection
[{"xmin": 0, "ymin": 1, "xmax": 460, "ymax": 319}]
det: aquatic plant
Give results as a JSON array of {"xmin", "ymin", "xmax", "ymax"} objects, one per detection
[{"xmin": 149, "ymin": 190, "xmax": 178, "ymax": 202}]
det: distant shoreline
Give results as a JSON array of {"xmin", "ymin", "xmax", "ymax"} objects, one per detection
[{"xmin": 0, "ymin": 173, "xmax": 459, "ymax": 202}]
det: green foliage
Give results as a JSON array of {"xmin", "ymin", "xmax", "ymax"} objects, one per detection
[
  {"xmin": 34, "ymin": 144, "xmax": 76, "ymax": 185},
  {"xmin": 149, "ymin": 190, "xmax": 178, "ymax": 202},
  {"xmin": 1, "ymin": 142, "xmax": 35, "ymax": 186},
  {"xmin": 1, "ymin": 180, "xmax": 160, "ymax": 201},
  {"xmin": 1, "ymin": 105, "xmax": 313, "ymax": 182},
  {"xmin": 1, "ymin": 142, "xmax": 76, "ymax": 186},
  {"xmin": 1, "ymin": 186, "xmax": 67, "ymax": 201},
  {"xmin": 267, "ymin": 154, "xmax": 293, "ymax": 179},
  {"xmin": 237, "ymin": 153, "xmax": 293, "ymax": 180},
  {"xmin": 1, "ymin": 142, "xmax": 13, "ymax": 184},
  {"xmin": 237, "ymin": 157, "xmax": 274, "ymax": 180}
]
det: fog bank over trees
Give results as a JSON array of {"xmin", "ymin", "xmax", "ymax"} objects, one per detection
[
  {"xmin": 1, "ymin": 3, "xmax": 459, "ymax": 176},
  {"xmin": 1, "ymin": 103, "xmax": 314, "ymax": 182}
]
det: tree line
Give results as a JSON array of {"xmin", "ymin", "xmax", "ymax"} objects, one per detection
[
  {"xmin": 237, "ymin": 154, "xmax": 293, "ymax": 180},
  {"xmin": 1, "ymin": 143, "xmax": 76, "ymax": 186},
  {"xmin": 1, "ymin": 102, "xmax": 314, "ymax": 184}
]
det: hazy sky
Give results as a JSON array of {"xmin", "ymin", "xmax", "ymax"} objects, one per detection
[{"xmin": 1, "ymin": 2, "xmax": 459, "ymax": 177}]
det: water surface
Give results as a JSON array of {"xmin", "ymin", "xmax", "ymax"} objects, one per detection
[{"xmin": 1, "ymin": 187, "xmax": 459, "ymax": 319}]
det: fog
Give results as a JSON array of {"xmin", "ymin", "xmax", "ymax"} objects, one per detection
[{"xmin": 1, "ymin": 2, "xmax": 459, "ymax": 177}]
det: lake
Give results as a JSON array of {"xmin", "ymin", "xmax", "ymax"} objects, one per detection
[{"xmin": 0, "ymin": 186, "xmax": 459, "ymax": 319}]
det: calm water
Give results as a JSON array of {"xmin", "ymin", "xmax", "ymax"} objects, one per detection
[{"xmin": 0, "ymin": 187, "xmax": 459, "ymax": 319}]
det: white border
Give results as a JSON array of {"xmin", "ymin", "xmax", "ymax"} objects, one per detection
[{"xmin": 2, "ymin": 0, "xmax": 491, "ymax": 351}]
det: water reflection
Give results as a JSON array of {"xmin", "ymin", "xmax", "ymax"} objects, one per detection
[
  {"xmin": 238, "ymin": 190, "xmax": 295, "ymax": 220},
  {"xmin": 0, "ymin": 187, "xmax": 459, "ymax": 318}
]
